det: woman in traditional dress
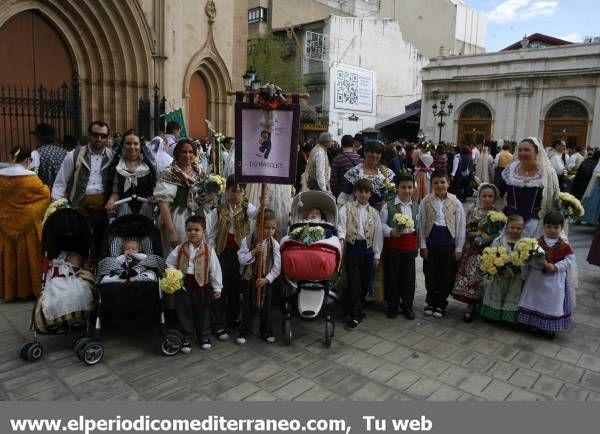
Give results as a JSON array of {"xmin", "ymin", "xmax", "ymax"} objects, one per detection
[
  {"xmin": 581, "ymin": 159, "xmax": 600, "ymax": 225},
  {"xmin": 451, "ymin": 184, "xmax": 500, "ymax": 321},
  {"xmin": 497, "ymin": 137, "xmax": 560, "ymax": 238},
  {"xmin": 0, "ymin": 147, "xmax": 51, "ymax": 301},
  {"xmin": 338, "ymin": 140, "xmax": 394, "ymax": 211},
  {"xmin": 412, "ymin": 145, "xmax": 434, "ymax": 202},
  {"xmin": 154, "ymin": 139, "xmax": 208, "ymax": 253},
  {"xmin": 105, "ymin": 129, "xmax": 158, "ymax": 218}
]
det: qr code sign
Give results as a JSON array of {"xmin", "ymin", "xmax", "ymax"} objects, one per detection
[{"xmin": 336, "ymin": 70, "xmax": 359, "ymax": 105}]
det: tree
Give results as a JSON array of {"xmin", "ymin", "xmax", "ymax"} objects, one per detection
[{"xmin": 248, "ymin": 34, "xmax": 302, "ymax": 93}]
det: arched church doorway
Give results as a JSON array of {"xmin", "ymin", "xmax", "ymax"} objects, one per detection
[
  {"xmin": 457, "ymin": 102, "xmax": 492, "ymax": 145},
  {"xmin": 188, "ymin": 72, "xmax": 209, "ymax": 139},
  {"xmin": 543, "ymin": 100, "xmax": 589, "ymax": 148},
  {"xmin": 0, "ymin": 10, "xmax": 75, "ymax": 158}
]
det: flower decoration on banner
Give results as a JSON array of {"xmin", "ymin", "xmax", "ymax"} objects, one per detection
[
  {"xmin": 556, "ymin": 192, "xmax": 585, "ymax": 218},
  {"xmin": 289, "ymin": 224, "xmax": 325, "ymax": 246},
  {"xmin": 392, "ymin": 213, "xmax": 414, "ymax": 231},
  {"xmin": 478, "ymin": 246, "xmax": 511, "ymax": 282},
  {"xmin": 160, "ymin": 268, "xmax": 184, "ymax": 294},
  {"xmin": 252, "ymin": 83, "xmax": 288, "ymax": 110},
  {"xmin": 473, "ymin": 210, "xmax": 507, "ymax": 246},
  {"xmin": 509, "ymin": 238, "xmax": 547, "ymax": 267},
  {"xmin": 43, "ymin": 198, "xmax": 70, "ymax": 226}
]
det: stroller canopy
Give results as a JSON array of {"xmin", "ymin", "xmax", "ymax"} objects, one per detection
[
  {"xmin": 41, "ymin": 208, "xmax": 93, "ymax": 260},
  {"xmin": 101, "ymin": 214, "xmax": 163, "ymax": 258},
  {"xmin": 290, "ymin": 191, "xmax": 338, "ymax": 227}
]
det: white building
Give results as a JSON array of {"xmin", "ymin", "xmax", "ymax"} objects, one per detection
[
  {"xmin": 420, "ymin": 38, "xmax": 600, "ymax": 147},
  {"xmin": 322, "ymin": 15, "xmax": 428, "ymax": 139}
]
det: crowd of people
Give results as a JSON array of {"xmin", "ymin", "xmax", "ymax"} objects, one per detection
[{"xmin": 1, "ymin": 121, "xmax": 599, "ymax": 354}]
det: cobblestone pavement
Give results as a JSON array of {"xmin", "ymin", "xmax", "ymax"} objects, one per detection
[{"xmin": 1, "ymin": 224, "xmax": 599, "ymax": 401}]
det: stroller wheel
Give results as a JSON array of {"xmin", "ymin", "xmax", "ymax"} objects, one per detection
[
  {"xmin": 74, "ymin": 337, "xmax": 93, "ymax": 358},
  {"xmin": 161, "ymin": 333, "xmax": 182, "ymax": 356},
  {"xmin": 80, "ymin": 342, "xmax": 104, "ymax": 366},
  {"xmin": 283, "ymin": 319, "xmax": 292, "ymax": 345},
  {"xmin": 324, "ymin": 321, "xmax": 334, "ymax": 348},
  {"xmin": 26, "ymin": 343, "xmax": 44, "ymax": 362},
  {"xmin": 19, "ymin": 343, "xmax": 33, "ymax": 361}
]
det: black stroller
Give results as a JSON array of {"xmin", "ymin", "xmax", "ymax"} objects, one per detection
[
  {"xmin": 96, "ymin": 209, "xmax": 184, "ymax": 357},
  {"xmin": 20, "ymin": 208, "xmax": 102, "ymax": 365}
]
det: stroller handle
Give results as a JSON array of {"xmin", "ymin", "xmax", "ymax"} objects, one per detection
[{"xmin": 113, "ymin": 195, "xmax": 149, "ymax": 206}]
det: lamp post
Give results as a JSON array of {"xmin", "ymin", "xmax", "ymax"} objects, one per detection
[
  {"xmin": 432, "ymin": 98, "xmax": 453, "ymax": 143},
  {"xmin": 242, "ymin": 67, "xmax": 262, "ymax": 92}
]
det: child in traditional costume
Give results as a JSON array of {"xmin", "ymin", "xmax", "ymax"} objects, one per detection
[
  {"xmin": 206, "ymin": 175, "xmax": 262, "ymax": 341},
  {"xmin": 338, "ymin": 179, "xmax": 383, "ymax": 330},
  {"xmin": 379, "ymin": 173, "xmax": 419, "ymax": 320},
  {"xmin": 479, "ymin": 215, "xmax": 525, "ymax": 323},
  {"xmin": 419, "ymin": 170, "xmax": 466, "ymax": 318},
  {"xmin": 452, "ymin": 183, "xmax": 501, "ymax": 322},
  {"xmin": 166, "ymin": 215, "xmax": 223, "ymax": 352},
  {"xmin": 518, "ymin": 211, "xmax": 575, "ymax": 336},
  {"xmin": 236, "ymin": 209, "xmax": 281, "ymax": 344}
]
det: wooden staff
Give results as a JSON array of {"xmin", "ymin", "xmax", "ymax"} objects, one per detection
[{"xmin": 255, "ymin": 182, "xmax": 267, "ymax": 308}]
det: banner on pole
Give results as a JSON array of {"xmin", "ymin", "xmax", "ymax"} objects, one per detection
[
  {"xmin": 164, "ymin": 108, "xmax": 188, "ymax": 138},
  {"xmin": 234, "ymin": 92, "xmax": 299, "ymax": 184}
]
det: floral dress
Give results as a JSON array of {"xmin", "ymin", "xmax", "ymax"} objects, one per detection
[
  {"xmin": 338, "ymin": 163, "xmax": 395, "ymax": 211},
  {"xmin": 451, "ymin": 206, "xmax": 496, "ymax": 304}
]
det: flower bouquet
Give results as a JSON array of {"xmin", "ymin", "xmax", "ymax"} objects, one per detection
[
  {"xmin": 478, "ymin": 246, "xmax": 511, "ymax": 282},
  {"xmin": 43, "ymin": 198, "xmax": 70, "ymax": 225},
  {"xmin": 189, "ymin": 174, "xmax": 226, "ymax": 215},
  {"xmin": 509, "ymin": 238, "xmax": 546, "ymax": 267},
  {"xmin": 392, "ymin": 213, "xmax": 414, "ymax": 231},
  {"xmin": 289, "ymin": 224, "xmax": 325, "ymax": 246},
  {"xmin": 596, "ymin": 172, "xmax": 600, "ymax": 179},
  {"xmin": 556, "ymin": 192, "xmax": 584, "ymax": 219},
  {"xmin": 473, "ymin": 211, "xmax": 507, "ymax": 246},
  {"xmin": 160, "ymin": 268, "xmax": 184, "ymax": 294}
]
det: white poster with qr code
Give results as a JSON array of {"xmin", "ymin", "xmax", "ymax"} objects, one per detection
[{"xmin": 332, "ymin": 64, "xmax": 375, "ymax": 113}]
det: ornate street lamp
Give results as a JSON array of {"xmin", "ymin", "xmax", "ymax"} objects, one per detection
[
  {"xmin": 432, "ymin": 98, "xmax": 453, "ymax": 143},
  {"xmin": 243, "ymin": 67, "xmax": 256, "ymax": 90}
]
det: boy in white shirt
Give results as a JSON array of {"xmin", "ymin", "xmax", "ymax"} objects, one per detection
[
  {"xmin": 338, "ymin": 179, "xmax": 383, "ymax": 330},
  {"xmin": 166, "ymin": 215, "xmax": 222, "ymax": 352}
]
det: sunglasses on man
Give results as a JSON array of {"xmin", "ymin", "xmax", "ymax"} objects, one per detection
[{"xmin": 90, "ymin": 132, "xmax": 109, "ymax": 139}]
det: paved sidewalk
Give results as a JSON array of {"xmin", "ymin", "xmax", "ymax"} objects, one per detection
[{"xmin": 1, "ymin": 224, "xmax": 599, "ymax": 401}]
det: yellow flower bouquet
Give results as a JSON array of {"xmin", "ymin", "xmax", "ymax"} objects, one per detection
[
  {"xmin": 471, "ymin": 210, "xmax": 507, "ymax": 246},
  {"xmin": 556, "ymin": 192, "xmax": 584, "ymax": 218},
  {"xmin": 478, "ymin": 246, "xmax": 511, "ymax": 281},
  {"xmin": 43, "ymin": 198, "xmax": 70, "ymax": 226},
  {"xmin": 160, "ymin": 268, "xmax": 184, "ymax": 294},
  {"xmin": 289, "ymin": 224, "xmax": 325, "ymax": 245},
  {"xmin": 392, "ymin": 213, "xmax": 414, "ymax": 231},
  {"xmin": 509, "ymin": 238, "xmax": 546, "ymax": 267}
]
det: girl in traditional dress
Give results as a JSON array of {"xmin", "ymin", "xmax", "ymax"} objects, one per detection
[
  {"xmin": 451, "ymin": 183, "xmax": 501, "ymax": 322},
  {"xmin": 412, "ymin": 145, "xmax": 434, "ymax": 202},
  {"xmin": 0, "ymin": 147, "xmax": 51, "ymax": 301},
  {"xmin": 479, "ymin": 214, "xmax": 525, "ymax": 323},
  {"xmin": 518, "ymin": 211, "xmax": 575, "ymax": 336}
]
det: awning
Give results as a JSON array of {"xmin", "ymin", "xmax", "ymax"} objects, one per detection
[{"xmin": 375, "ymin": 107, "xmax": 420, "ymax": 130}]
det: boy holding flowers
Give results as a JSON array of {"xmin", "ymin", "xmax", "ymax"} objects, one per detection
[
  {"xmin": 165, "ymin": 215, "xmax": 223, "ymax": 352},
  {"xmin": 379, "ymin": 173, "xmax": 419, "ymax": 319}
]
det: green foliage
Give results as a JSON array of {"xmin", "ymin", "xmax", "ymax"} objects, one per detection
[{"xmin": 248, "ymin": 34, "xmax": 302, "ymax": 93}]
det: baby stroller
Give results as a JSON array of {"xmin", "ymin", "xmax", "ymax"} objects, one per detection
[
  {"xmin": 280, "ymin": 191, "xmax": 342, "ymax": 347},
  {"xmin": 20, "ymin": 208, "xmax": 101, "ymax": 365},
  {"xmin": 96, "ymin": 206, "xmax": 182, "ymax": 356}
]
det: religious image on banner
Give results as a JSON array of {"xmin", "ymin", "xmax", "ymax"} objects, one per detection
[{"xmin": 234, "ymin": 89, "xmax": 300, "ymax": 184}]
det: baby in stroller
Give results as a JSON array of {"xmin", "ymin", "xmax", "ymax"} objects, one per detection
[
  {"xmin": 280, "ymin": 191, "xmax": 342, "ymax": 347},
  {"xmin": 99, "ymin": 239, "xmax": 160, "ymax": 283},
  {"xmin": 34, "ymin": 250, "xmax": 96, "ymax": 330}
]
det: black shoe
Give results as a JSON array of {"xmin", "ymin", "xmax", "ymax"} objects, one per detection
[
  {"xmin": 402, "ymin": 307, "xmax": 415, "ymax": 320},
  {"xmin": 386, "ymin": 307, "xmax": 398, "ymax": 319},
  {"xmin": 463, "ymin": 312, "xmax": 473, "ymax": 323},
  {"xmin": 345, "ymin": 319, "xmax": 359, "ymax": 331}
]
